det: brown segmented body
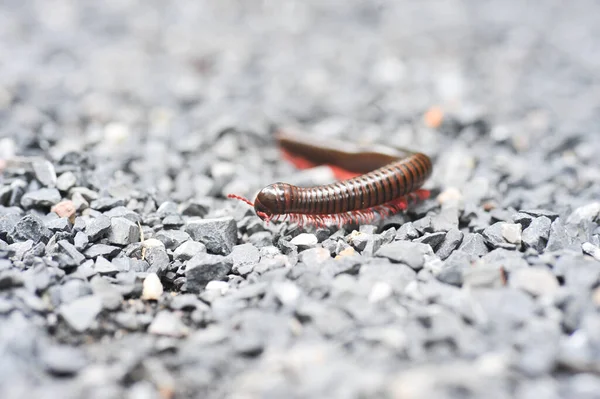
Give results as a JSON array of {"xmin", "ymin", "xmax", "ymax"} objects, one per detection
[
  {"xmin": 229, "ymin": 129, "xmax": 434, "ymax": 226},
  {"xmin": 265, "ymin": 153, "xmax": 431, "ymax": 215}
]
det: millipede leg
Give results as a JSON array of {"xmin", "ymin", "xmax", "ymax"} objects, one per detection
[{"xmin": 415, "ymin": 189, "xmax": 431, "ymax": 201}]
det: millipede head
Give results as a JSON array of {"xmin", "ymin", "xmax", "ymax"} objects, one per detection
[{"xmin": 227, "ymin": 192, "xmax": 274, "ymax": 222}]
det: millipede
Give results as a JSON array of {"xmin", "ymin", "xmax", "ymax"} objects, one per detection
[{"xmin": 228, "ymin": 129, "xmax": 433, "ymax": 227}]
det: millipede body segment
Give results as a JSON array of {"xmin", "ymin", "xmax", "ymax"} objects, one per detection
[{"xmin": 228, "ymin": 129, "xmax": 433, "ymax": 227}]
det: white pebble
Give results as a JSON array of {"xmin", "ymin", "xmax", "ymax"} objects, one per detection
[
  {"xmin": 436, "ymin": 187, "xmax": 463, "ymax": 207},
  {"xmin": 142, "ymin": 238, "xmax": 165, "ymax": 249},
  {"xmin": 509, "ymin": 268, "xmax": 559, "ymax": 297},
  {"xmin": 368, "ymin": 282, "xmax": 393, "ymax": 303},
  {"xmin": 205, "ymin": 280, "xmax": 229, "ymax": 295},
  {"xmin": 582, "ymin": 242, "xmax": 600, "ymax": 261},
  {"xmin": 104, "ymin": 122, "xmax": 130, "ymax": 145},
  {"xmin": 272, "ymin": 281, "xmax": 301, "ymax": 307},
  {"xmin": 141, "ymin": 273, "xmax": 163, "ymax": 300},
  {"xmin": 501, "ymin": 223, "xmax": 522, "ymax": 244},
  {"xmin": 567, "ymin": 202, "xmax": 600, "ymax": 226},
  {"xmin": 0, "ymin": 138, "xmax": 16, "ymax": 159},
  {"xmin": 290, "ymin": 233, "xmax": 318, "ymax": 248}
]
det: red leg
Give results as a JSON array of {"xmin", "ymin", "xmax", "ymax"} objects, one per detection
[{"xmin": 415, "ymin": 189, "xmax": 430, "ymax": 201}]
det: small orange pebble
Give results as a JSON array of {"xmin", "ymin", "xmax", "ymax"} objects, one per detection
[
  {"xmin": 51, "ymin": 200, "xmax": 76, "ymax": 220},
  {"xmin": 424, "ymin": 106, "xmax": 444, "ymax": 128},
  {"xmin": 335, "ymin": 246, "xmax": 357, "ymax": 259},
  {"xmin": 482, "ymin": 201, "xmax": 497, "ymax": 211}
]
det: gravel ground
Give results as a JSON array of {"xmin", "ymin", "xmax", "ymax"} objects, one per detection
[{"xmin": 1, "ymin": 1, "xmax": 600, "ymax": 398}]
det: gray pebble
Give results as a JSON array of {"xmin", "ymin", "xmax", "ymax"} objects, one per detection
[
  {"xmin": 482, "ymin": 249, "xmax": 529, "ymax": 272},
  {"xmin": 458, "ymin": 233, "xmax": 489, "ymax": 258},
  {"xmin": 85, "ymin": 214, "xmax": 111, "ymax": 242},
  {"xmin": 59, "ymin": 279, "xmax": 92, "ymax": 304},
  {"xmin": 563, "ymin": 257, "xmax": 600, "ymax": 290},
  {"xmin": 0, "ymin": 297, "xmax": 14, "ymax": 314},
  {"xmin": 521, "ymin": 209, "xmax": 559, "ymax": 221},
  {"xmin": 463, "ymin": 264, "xmax": 505, "ymax": 288},
  {"xmin": 173, "ymin": 240, "xmax": 206, "ymax": 261},
  {"xmin": 482, "ymin": 222, "xmax": 521, "ymax": 249},
  {"xmin": 414, "ymin": 231, "xmax": 446, "ymax": 250},
  {"xmin": 546, "ymin": 218, "xmax": 574, "ymax": 252},
  {"xmin": 33, "ymin": 160, "xmax": 57, "ymax": 187},
  {"xmin": 470, "ymin": 288, "xmax": 535, "ymax": 328},
  {"xmin": 129, "ymin": 259, "xmax": 150, "ymax": 273},
  {"xmin": 69, "ymin": 187, "xmax": 99, "ymax": 202},
  {"xmin": 185, "ymin": 253, "xmax": 232, "ymax": 292},
  {"xmin": 431, "ymin": 207, "xmax": 459, "ymax": 232},
  {"xmin": 395, "ymin": 222, "xmax": 419, "ymax": 241},
  {"xmin": 435, "ymin": 228, "xmax": 464, "ymax": 260},
  {"xmin": 565, "ymin": 374, "xmax": 600, "ymax": 399},
  {"xmin": 436, "ymin": 250, "xmax": 472, "ymax": 286},
  {"xmin": 231, "ymin": 243, "xmax": 260, "ymax": 274},
  {"xmin": 11, "ymin": 214, "xmax": 52, "ymax": 244},
  {"xmin": 0, "ymin": 212, "xmax": 21, "ymax": 241},
  {"xmin": 107, "ymin": 217, "xmax": 140, "ymax": 246},
  {"xmin": 71, "ymin": 191, "xmax": 89, "ymax": 211},
  {"xmin": 56, "ymin": 171, "xmax": 77, "ymax": 191},
  {"xmin": 376, "ymin": 241, "xmax": 433, "ymax": 270},
  {"xmin": 59, "ymin": 294, "xmax": 103, "ymax": 332},
  {"xmin": 154, "ymin": 229, "xmax": 190, "ymax": 250},
  {"xmin": 90, "ymin": 197, "xmax": 125, "ymax": 211},
  {"xmin": 72, "ymin": 259, "xmax": 96, "ymax": 280},
  {"xmin": 58, "ymin": 240, "xmax": 86, "ymax": 265},
  {"xmin": 180, "ymin": 200, "xmax": 210, "ymax": 217},
  {"xmin": 359, "ymin": 225, "xmax": 378, "ymax": 235},
  {"xmin": 104, "ymin": 206, "xmax": 142, "ymax": 224},
  {"xmin": 45, "ymin": 217, "xmax": 70, "ymax": 231},
  {"xmin": 170, "ymin": 293, "xmax": 207, "ymax": 311},
  {"xmin": 74, "ymin": 231, "xmax": 89, "ymax": 251},
  {"xmin": 162, "ymin": 214, "xmax": 184, "ymax": 228},
  {"xmin": 156, "ymin": 201, "xmax": 178, "ymax": 217},
  {"xmin": 522, "ymin": 216, "xmax": 551, "ymax": 252},
  {"xmin": 0, "ymin": 269, "xmax": 24, "ymax": 289},
  {"xmin": 145, "ymin": 247, "xmax": 171, "ymax": 275},
  {"xmin": 8, "ymin": 240, "xmax": 34, "ymax": 260},
  {"xmin": 582, "ymin": 242, "xmax": 600, "ymax": 261},
  {"xmin": 41, "ymin": 345, "xmax": 87, "ymax": 375},
  {"xmin": 21, "ymin": 188, "xmax": 61, "ymax": 209},
  {"xmin": 148, "ymin": 310, "xmax": 189, "ymax": 337},
  {"xmin": 567, "ymin": 202, "xmax": 600, "ymax": 226},
  {"xmin": 185, "ymin": 217, "xmax": 237, "ymax": 255},
  {"xmin": 114, "ymin": 312, "xmax": 139, "ymax": 330},
  {"xmin": 412, "ymin": 215, "xmax": 433, "ymax": 234},
  {"xmin": 361, "ymin": 234, "xmax": 383, "ymax": 257},
  {"xmin": 94, "ymin": 256, "xmax": 119, "ymax": 275},
  {"xmin": 249, "ymin": 231, "xmax": 273, "ymax": 248},
  {"xmin": 298, "ymin": 247, "xmax": 331, "ymax": 266},
  {"xmin": 72, "ymin": 216, "xmax": 86, "ymax": 231},
  {"xmin": 90, "ymin": 275, "xmax": 123, "ymax": 310},
  {"xmin": 347, "ymin": 231, "xmax": 373, "ymax": 252},
  {"xmin": 512, "ymin": 212, "xmax": 534, "ymax": 229},
  {"xmin": 85, "ymin": 244, "xmax": 121, "ymax": 259}
]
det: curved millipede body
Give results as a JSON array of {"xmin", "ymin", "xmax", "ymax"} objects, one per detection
[{"xmin": 228, "ymin": 129, "xmax": 433, "ymax": 227}]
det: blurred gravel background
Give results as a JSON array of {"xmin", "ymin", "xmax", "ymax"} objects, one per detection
[{"xmin": 1, "ymin": 1, "xmax": 600, "ymax": 398}]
